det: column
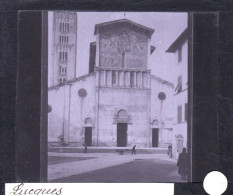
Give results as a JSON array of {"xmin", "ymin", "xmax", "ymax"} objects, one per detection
[
  {"xmin": 125, "ymin": 71, "xmax": 129, "ymax": 87},
  {"xmin": 103, "ymin": 70, "xmax": 107, "ymax": 86},
  {"xmin": 140, "ymin": 71, "xmax": 143, "ymax": 88}
]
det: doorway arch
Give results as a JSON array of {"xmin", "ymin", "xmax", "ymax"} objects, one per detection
[
  {"xmin": 84, "ymin": 118, "xmax": 93, "ymax": 146},
  {"xmin": 116, "ymin": 110, "xmax": 128, "ymax": 147},
  {"xmin": 151, "ymin": 119, "xmax": 159, "ymax": 147}
]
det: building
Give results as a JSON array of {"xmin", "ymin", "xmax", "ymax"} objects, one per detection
[
  {"xmin": 48, "ymin": 15, "xmax": 174, "ymax": 148},
  {"xmin": 48, "ymin": 11, "xmax": 77, "ymax": 87},
  {"xmin": 166, "ymin": 28, "xmax": 188, "ymax": 158}
]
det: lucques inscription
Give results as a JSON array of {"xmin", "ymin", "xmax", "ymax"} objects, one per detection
[{"xmin": 99, "ymin": 31, "xmax": 148, "ymax": 68}]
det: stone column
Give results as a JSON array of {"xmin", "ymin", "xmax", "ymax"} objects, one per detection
[
  {"xmin": 103, "ymin": 70, "xmax": 107, "ymax": 86},
  {"xmin": 125, "ymin": 71, "xmax": 129, "ymax": 87}
]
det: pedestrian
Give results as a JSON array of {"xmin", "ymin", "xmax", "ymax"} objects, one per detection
[
  {"xmin": 177, "ymin": 147, "xmax": 188, "ymax": 181},
  {"xmin": 167, "ymin": 144, "xmax": 172, "ymax": 158},
  {"xmin": 132, "ymin": 145, "xmax": 136, "ymax": 155},
  {"xmin": 83, "ymin": 143, "xmax": 87, "ymax": 154}
]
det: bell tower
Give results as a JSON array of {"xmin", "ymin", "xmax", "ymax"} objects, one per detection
[{"xmin": 50, "ymin": 11, "xmax": 77, "ymax": 86}]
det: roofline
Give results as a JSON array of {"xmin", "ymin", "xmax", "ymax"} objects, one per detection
[
  {"xmin": 48, "ymin": 72, "xmax": 95, "ymax": 91},
  {"xmin": 94, "ymin": 19, "xmax": 154, "ymax": 37},
  {"xmin": 166, "ymin": 28, "xmax": 188, "ymax": 53},
  {"xmin": 151, "ymin": 74, "xmax": 174, "ymax": 88}
]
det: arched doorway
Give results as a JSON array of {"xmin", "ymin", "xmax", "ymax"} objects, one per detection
[
  {"xmin": 152, "ymin": 119, "xmax": 159, "ymax": 147},
  {"xmin": 84, "ymin": 118, "xmax": 93, "ymax": 146},
  {"xmin": 116, "ymin": 110, "xmax": 128, "ymax": 147}
]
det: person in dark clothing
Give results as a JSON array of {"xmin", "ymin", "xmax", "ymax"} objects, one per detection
[
  {"xmin": 132, "ymin": 145, "xmax": 136, "ymax": 155},
  {"xmin": 177, "ymin": 147, "xmax": 188, "ymax": 180},
  {"xmin": 83, "ymin": 143, "xmax": 87, "ymax": 154},
  {"xmin": 167, "ymin": 144, "xmax": 172, "ymax": 158}
]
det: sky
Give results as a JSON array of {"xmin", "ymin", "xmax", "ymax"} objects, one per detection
[{"xmin": 48, "ymin": 12, "xmax": 187, "ymax": 83}]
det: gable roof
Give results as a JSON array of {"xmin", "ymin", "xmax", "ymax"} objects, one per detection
[
  {"xmin": 94, "ymin": 19, "xmax": 154, "ymax": 38},
  {"xmin": 48, "ymin": 72, "xmax": 95, "ymax": 91},
  {"xmin": 166, "ymin": 28, "xmax": 188, "ymax": 53}
]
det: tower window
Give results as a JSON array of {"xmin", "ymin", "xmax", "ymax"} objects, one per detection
[
  {"xmin": 59, "ymin": 22, "xmax": 62, "ymax": 31},
  {"xmin": 59, "ymin": 51, "xmax": 62, "ymax": 60},
  {"xmin": 112, "ymin": 71, "xmax": 116, "ymax": 85},
  {"xmin": 130, "ymin": 72, "xmax": 134, "ymax": 87},
  {"xmin": 65, "ymin": 52, "xmax": 68, "ymax": 61}
]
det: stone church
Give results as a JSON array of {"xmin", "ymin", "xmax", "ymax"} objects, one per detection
[{"xmin": 48, "ymin": 12, "xmax": 174, "ymax": 148}]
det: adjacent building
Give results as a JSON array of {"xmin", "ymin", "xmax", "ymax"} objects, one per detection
[
  {"xmin": 166, "ymin": 28, "xmax": 188, "ymax": 158},
  {"xmin": 48, "ymin": 15, "xmax": 174, "ymax": 148}
]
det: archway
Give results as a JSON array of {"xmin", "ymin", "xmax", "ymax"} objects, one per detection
[
  {"xmin": 84, "ymin": 118, "xmax": 93, "ymax": 146},
  {"xmin": 152, "ymin": 119, "xmax": 159, "ymax": 147},
  {"xmin": 117, "ymin": 110, "xmax": 128, "ymax": 147}
]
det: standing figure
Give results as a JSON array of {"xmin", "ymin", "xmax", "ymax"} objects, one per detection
[
  {"xmin": 132, "ymin": 145, "xmax": 136, "ymax": 155},
  {"xmin": 167, "ymin": 144, "xmax": 172, "ymax": 158},
  {"xmin": 177, "ymin": 148, "xmax": 188, "ymax": 181},
  {"xmin": 83, "ymin": 143, "xmax": 87, "ymax": 154}
]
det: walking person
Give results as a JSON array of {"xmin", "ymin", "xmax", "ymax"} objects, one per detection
[
  {"xmin": 177, "ymin": 147, "xmax": 188, "ymax": 181},
  {"xmin": 83, "ymin": 143, "xmax": 87, "ymax": 154},
  {"xmin": 132, "ymin": 145, "xmax": 136, "ymax": 155}
]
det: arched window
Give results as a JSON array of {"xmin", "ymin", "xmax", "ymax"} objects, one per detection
[
  {"xmin": 59, "ymin": 22, "xmax": 62, "ymax": 31},
  {"xmin": 67, "ymin": 23, "xmax": 70, "ymax": 31},
  {"xmin": 65, "ymin": 52, "xmax": 68, "ymax": 61},
  {"xmin": 59, "ymin": 52, "xmax": 62, "ymax": 60},
  {"xmin": 59, "ymin": 78, "xmax": 62, "ymax": 84}
]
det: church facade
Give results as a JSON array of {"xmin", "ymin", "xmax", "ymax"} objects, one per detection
[{"xmin": 48, "ymin": 14, "xmax": 174, "ymax": 148}]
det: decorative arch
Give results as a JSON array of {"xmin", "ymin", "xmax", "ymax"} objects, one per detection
[
  {"xmin": 113, "ymin": 109, "xmax": 131, "ymax": 124},
  {"xmin": 152, "ymin": 119, "xmax": 159, "ymax": 127},
  {"xmin": 117, "ymin": 109, "xmax": 128, "ymax": 119}
]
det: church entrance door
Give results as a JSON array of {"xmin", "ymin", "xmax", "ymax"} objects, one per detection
[
  {"xmin": 117, "ymin": 123, "xmax": 127, "ymax": 147},
  {"xmin": 152, "ymin": 128, "xmax": 159, "ymax": 147},
  {"xmin": 85, "ymin": 127, "xmax": 92, "ymax": 146}
]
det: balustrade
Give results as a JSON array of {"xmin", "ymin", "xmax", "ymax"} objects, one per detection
[{"xmin": 98, "ymin": 69, "xmax": 149, "ymax": 89}]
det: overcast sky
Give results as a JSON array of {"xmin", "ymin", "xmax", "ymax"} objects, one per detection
[{"xmin": 48, "ymin": 12, "xmax": 187, "ymax": 83}]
